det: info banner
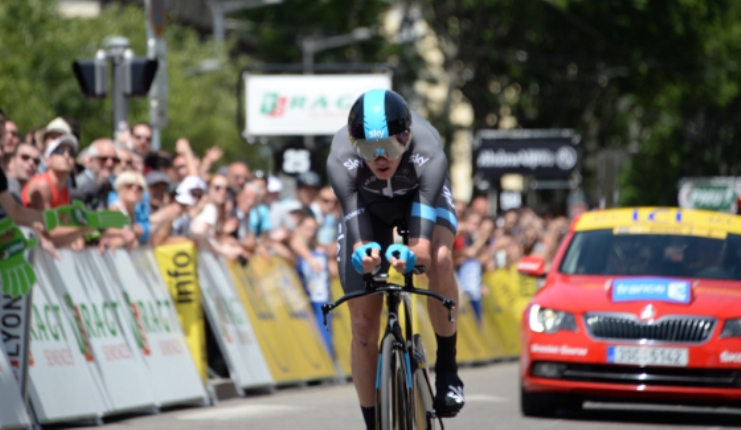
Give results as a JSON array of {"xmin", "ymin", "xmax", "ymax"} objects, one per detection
[
  {"xmin": 104, "ymin": 250, "xmax": 208, "ymax": 408},
  {"xmin": 153, "ymin": 241, "xmax": 207, "ymax": 383},
  {"xmin": 243, "ymin": 73, "xmax": 392, "ymax": 136},
  {"xmin": 27, "ymin": 259, "xmax": 104, "ymax": 425}
]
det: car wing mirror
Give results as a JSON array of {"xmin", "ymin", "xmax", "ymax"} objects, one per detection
[{"xmin": 517, "ymin": 255, "xmax": 547, "ymax": 278}]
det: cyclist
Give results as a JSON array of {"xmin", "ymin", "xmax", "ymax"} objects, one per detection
[{"xmin": 328, "ymin": 89, "xmax": 464, "ymax": 429}]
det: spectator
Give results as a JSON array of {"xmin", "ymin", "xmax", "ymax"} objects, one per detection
[
  {"xmin": 22, "ymin": 134, "xmax": 76, "ymax": 209},
  {"xmin": 6, "ymin": 143, "xmax": 41, "ymax": 202},
  {"xmin": 115, "ymin": 147, "xmax": 135, "ymax": 174},
  {"xmin": 144, "ymin": 150, "xmax": 173, "ymax": 176},
  {"xmin": 171, "ymin": 154, "xmax": 189, "ymax": 186},
  {"xmin": 131, "ymin": 151, "xmax": 145, "ymax": 174},
  {"xmin": 24, "ymin": 127, "xmax": 46, "ymax": 151},
  {"xmin": 198, "ymin": 146, "xmax": 223, "ymax": 183},
  {"xmin": 109, "ymin": 171, "xmax": 148, "ymax": 242},
  {"xmin": 310, "ymin": 186, "xmax": 340, "ymax": 250},
  {"xmin": 146, "ymin": 170, "xmax": 171, "ymax": 213},
  {"xmin": 76, "ymin": 146, "xmax": 92, "ymax": 170},
  {"xmin": 37, "ymin": 117, "xmax": 73, "ymax": 173},
  {"xmin": 22, "ymin": 134, "xmax": 92, "ymax": 248},
  {"xmin": 295, "ymin": 171, "xmax": 321, "ymax": 216},
  {"xmin": 70, "ymin": 138, "xmax": 117, "ymax": 211},
  {"xmin": 233, "ymin": 182, "xmax": 259, "ymax": 255},
  {"xmin": 130, "ymin": 122, "xmax": 153, "ymax": 156},
  {"xmin": 227, "ymin": 161, "xmax": 250, "ymax": 197},
  {"xmin": 190, "ymin": 174, "xmax": 229, "ymax": 239},
  {"xmin": 169, "ymin": 175, "xmax": 207, "ymax": 237},
  {"xmin": 3, "ymin": 119, "xmax": 21, "ymax": 168}
]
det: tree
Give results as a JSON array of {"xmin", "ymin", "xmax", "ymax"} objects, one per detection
[{"xmin": 0, "ymin": 0, "xmax": 258, "ymax": 165}]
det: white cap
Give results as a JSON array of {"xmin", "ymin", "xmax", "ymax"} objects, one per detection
[
  {"xmin": 45, "ymin": 134, "xmax": 79, "ymax": 158},
  {"xmin": 45, "ymin": 117, "xmax": 72, "ymax": 135},
  {"xmin": 282, "ymin": 199, "xmax": 305, "ymax": 213},
  {"xmin": 175, "ymin": 175, "xmax": 207, "ymax": 206},
  {"xmin": 267, "ymin": 175, "xmax": 283, "ymax": 193}
]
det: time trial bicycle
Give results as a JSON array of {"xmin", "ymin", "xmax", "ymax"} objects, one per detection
[{"xmin": 322, "ymin": 225, "xmax": 456, "ymax": 430}]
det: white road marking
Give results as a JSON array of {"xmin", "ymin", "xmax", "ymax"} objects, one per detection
[
  {"xmin": 465, "ymin": 394, "xmax": 509, "ymax": 402},
  {"xmin": 178, "ymin": 404, "xmax": 301, "ymax": 421}
]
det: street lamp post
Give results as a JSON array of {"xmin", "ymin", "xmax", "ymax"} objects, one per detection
[
  {"xmin": 103, "ymin": 36, "xmax": 133, "ymax": 136},
  {"xmin": 299, "ymin": 27, "xmax": 373, "ymax": 148},
  {"xmin": 207, "ymin": 0, "xmax": 283, "ymax": 48}
]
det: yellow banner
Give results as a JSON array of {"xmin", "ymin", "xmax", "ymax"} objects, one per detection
[
  {"xmin": 153, "ymin": 241, "xmax": 208, "ymax": 384},
  {"xmin": 232, "ymin": 255, "xmax": 335, "ymax": 384},
  {"xmin": 329, "ymin": 278, "xmax": 354, "ymax": 378}
]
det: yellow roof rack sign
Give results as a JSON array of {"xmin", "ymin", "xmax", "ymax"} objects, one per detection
[{"xmin": 575, "ymin": 207, "xmax": 741, "ymax": 237}]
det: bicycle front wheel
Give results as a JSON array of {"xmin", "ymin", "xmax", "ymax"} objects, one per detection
[{"xmin": 377, "ymin": 334, "xmax": 411, "ymax": 430}]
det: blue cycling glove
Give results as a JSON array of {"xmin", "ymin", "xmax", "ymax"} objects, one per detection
[
  {"xmin": 352, "ymin": 242, "xmax": 382, "ymax": 274},
  {"xmin": 385, "ymin": 244, "xmax": 417, "ymax": 274}
]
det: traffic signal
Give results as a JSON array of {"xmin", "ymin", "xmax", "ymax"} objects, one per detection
[
  {"xmin": 72, "ymin": 51, "xmax": 108, "ymax": 98},
  {"xmin": 124, "ymin": 58, "xmax": 158, "ymax": 96}
]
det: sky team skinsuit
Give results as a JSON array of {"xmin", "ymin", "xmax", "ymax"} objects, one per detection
[{"xmin": 327, "ymin": 89, "xmax": 464, "ymax": 429}]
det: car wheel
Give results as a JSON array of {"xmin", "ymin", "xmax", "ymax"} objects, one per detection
[{"xmin": 520, "ymin": 385, "xmax": 581, "ymax": 417}]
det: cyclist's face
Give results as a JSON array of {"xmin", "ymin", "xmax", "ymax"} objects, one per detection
[{"xmin": 367, "ymin": 155, "xmax": 402, "ymax": 180}]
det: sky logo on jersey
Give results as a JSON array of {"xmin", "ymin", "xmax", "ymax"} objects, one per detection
[
  {"xmin": 344, "ymin": 159, "xmax": 362, "ymax": 170},
  {"xmin": 409, "ymin": 153, "xmax": 430, "ymax": 167}
]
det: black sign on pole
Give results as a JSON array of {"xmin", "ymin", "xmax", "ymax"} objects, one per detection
[{"xmin": 473, "ymin": 129, "xmax": 581, "ymax": 180}]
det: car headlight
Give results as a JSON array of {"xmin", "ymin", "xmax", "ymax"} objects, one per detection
[
  {"xmin": 528, "ymin": 304, "xmax": 577, "ymax": 334},
  {"xmin": 720, "ymin": 319, "xmax": 741, "ymax": 338}
]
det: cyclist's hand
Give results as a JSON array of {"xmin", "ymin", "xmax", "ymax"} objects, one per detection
[
  {"xmin": 352, "ymin": 242, "xmax": 382, "ymax": 274},
  {"xmin": 385, "ymin": 244, "xmax": 417, "ymax": 274}
]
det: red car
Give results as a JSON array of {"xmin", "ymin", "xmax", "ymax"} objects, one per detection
[{"xmin": 518, "ymin": 207, "xmax": 741, "ymax": 417}]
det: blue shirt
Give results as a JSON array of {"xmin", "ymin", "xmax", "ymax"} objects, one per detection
[
  {"xmin": 108, "ymin": 187, "xmax": 151, "ymax": 244},
  {"xmin": 249, "ymin": 204, "xmax": 271, "ymax": 236}
]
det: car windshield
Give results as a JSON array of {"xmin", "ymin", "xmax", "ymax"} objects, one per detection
[{"xmin": 559, "ymin": 229, "xmax": 741, "ymax": 280}]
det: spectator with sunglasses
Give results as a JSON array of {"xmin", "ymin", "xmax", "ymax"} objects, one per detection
[
  {"xmin": 108, "ymin": 145, "xmax": 151, "ymax": 245},
  {"xmin": 7, "ymin": 143, "xmax": 41, "ymax": 203},
  {"xmin": 130, "ymin": 123, "xmax": 153, "ymax": 157},
  {"xmin": 71, "ymin": 138, "xmax": 118, "ymax": 211}
]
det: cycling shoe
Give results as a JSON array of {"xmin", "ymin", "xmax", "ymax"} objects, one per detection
[{"xmin": 433, "ymin": 372, "xmax": 465, "ymax": 417}]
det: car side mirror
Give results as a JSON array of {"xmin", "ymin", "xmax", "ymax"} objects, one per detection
[{"xmin": 517, "ymin": 255, "xmax": 547, "ymax": 278}]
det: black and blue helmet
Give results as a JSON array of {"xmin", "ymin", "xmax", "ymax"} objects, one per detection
[{"xmin": 348, "ymin": 89, "xmax": 412, "ymax": 161}]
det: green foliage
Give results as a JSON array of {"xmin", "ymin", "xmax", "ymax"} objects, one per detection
[{"xmin": 0, "ymin": 0, "xmax": 255, "ymax": 165}]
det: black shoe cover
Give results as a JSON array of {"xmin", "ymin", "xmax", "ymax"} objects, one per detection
[{"xmin": 433, "ymin": 372, "xmax": 465, "ymax": 417}]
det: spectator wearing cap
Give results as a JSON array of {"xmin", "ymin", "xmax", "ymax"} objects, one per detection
[
  {"xmin": 109, "ymin": 171, "xmax": 148, "ymax": 241},
  {"xmin": 146, "ymin": 170, "xmax": 171, "ymax": 213},
  {"xmin": 36, "ymin": 117, "xmax": 73, "ymax": 173},
  {"xmin": 22, "ymin": 133, "xmax": 94, "ymax": 248},
  {"xmin": 71, "ymin": 138, "xmax": 118, "ymax": 211},
  {"xmin": 169, "ymin": 175, "xmax": 208, "ymax": 238}
]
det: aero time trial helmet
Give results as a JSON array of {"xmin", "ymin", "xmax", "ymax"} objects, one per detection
[{"xmin": 348, "ymin": 89, "xmax": 412, "ymax": 161}]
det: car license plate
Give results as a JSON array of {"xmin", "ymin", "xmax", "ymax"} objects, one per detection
[{"xmin": 607, "ymin": 346, "xmax": 689, "ymax": 367}]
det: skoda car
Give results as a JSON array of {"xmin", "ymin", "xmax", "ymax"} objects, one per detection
[{"xmin": 519, "ymin": 207, "xmax": 741, "ymax": 417}]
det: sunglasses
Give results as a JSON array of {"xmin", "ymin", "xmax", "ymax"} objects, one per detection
[
  {"xmin": 190, "ymin": 190, "xmax": 204, "ymax": 198},
  {"xmin": 211, "ymin": 185, "xmax": 227, "ymax": 191},
  {"xmin": 51, "ymin": 146, "xmax": 76, "ymax": 157},
  {"xmin": 119, "ymin": 159, "xmax": 134, "ymax": 166},
  {"xmin": 123, "ymin": 183, "xmax": 144, "ymax": 192},
  {"xmin": 98, "ymin": 155, "xmax": 120, "ymax": 164},
  {"xmin": 133, "ymin": 134, "xmax": 152, "ymax": 142},
  {"xmin": 9, "ymin": 131, "xmax": 20, "ymax": 137},
  {"xmin": 18, "ymin": 154, "xmax": 41, "ymax": 166}
]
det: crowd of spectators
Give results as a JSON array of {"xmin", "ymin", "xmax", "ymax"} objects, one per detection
[
  {"xmin": 0, "ymin": 111, "xmax": 344, "ymax": 276},
  {"xmin": 0, "ymin": 110, "xmax": 578, "ymax": 289}
]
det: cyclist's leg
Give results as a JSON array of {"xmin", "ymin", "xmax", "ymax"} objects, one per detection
[
  {"xmin": 337, "ymin": 217, "xmax": 393, "ymax": 429},
  {"xmin": 418, "ymin": 180, "xmax": 466, "ymax": 415}
]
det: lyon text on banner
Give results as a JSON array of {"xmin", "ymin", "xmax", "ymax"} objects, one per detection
[{"xmin": 153, "ymin": 241, "xmax": 208, "ymax": 383}]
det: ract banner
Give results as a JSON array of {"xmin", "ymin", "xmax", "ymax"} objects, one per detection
[{"xmin": 243, "ymin": 73, "xmax": 392, "ymax": 136}]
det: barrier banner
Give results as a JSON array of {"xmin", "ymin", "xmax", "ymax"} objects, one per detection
[
  {"xmin": 482, "ymin": 268, "xmax": 526, "ymax": 356},
  {"xmin": 248, "ymin": 255, "xmax": 336, "ymax": 383},
  {"xmin": 43, "ymin": 250, "xmax": 156, "ymax": 414},
  {"xmin": 0, "ymin": 294, "xmax": 29, "ymax": 394},
  {"xmin": 198, "ymin": 252, "xmax": 273, "ymax": 391},
  {"xmin": 228, "ymin": 261, "xmax": 303, "ymax": 384},
  {"xmin": 0, "ymin": 345, "xmax": 30, "ymax": 430},
  {"xmin": 105, "ymin": 249, "xmax": 209, "ymax": 407},
  {"xmin": 153, "ymin": 242, "xmax": 207, "ymax": 383},
  {"xmin": 27, "ymin": 260, "xmax": 104, "ymax": 424}
]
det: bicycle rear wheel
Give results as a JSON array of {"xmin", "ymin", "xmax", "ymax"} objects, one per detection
[{"xmin": 377, "ymin": 334, "xmax": 411, "ymax": 430}]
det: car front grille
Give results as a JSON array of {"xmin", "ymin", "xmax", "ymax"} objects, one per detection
[
  {"xmin": 532, "ymin": 361, "xmax": 741, "ymax": 388},
  {"xmin": 584, "ymin": 314, "xmax": 716, "ymax": 343}
]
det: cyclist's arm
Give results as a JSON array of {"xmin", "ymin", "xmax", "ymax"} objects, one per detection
[{"xmin": 407, "ymin": 131, "xmax": 449, "ymax": 269}]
